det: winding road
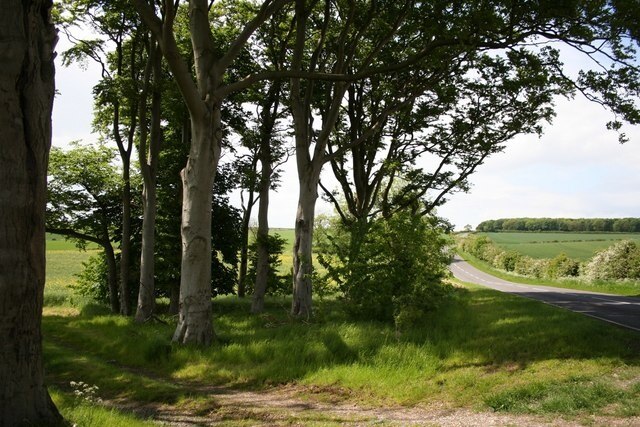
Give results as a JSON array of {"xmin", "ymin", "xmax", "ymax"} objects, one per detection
[{"xmin": 450, "ymin": 255, "xmax": 640, "ymax": 333}]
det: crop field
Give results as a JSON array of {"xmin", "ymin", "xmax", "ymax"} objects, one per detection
[{"xmin": 484, "ymin": 232, "xmax": 640, "ymax": 261}]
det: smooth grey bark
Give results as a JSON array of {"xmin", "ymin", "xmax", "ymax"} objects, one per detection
[
  {"xmin": 251, "ymin": 83, "xmax": 283, "ymax": 313},
  {"xmin": 103, "ymin": 240, "xmax": 120, "ymax": 314},
  {"xmin": 250, "ymin": 145, "xmax": 272, "ymax": 313},
  {"xmin": 119, "ymin": 157, "xmax": 133, "ymax": 315},
  {"xmin": 172, "ymin": 113, "xmax": 219, "ymax": 345},
  {"xmin": 133, "ymin": 0, "xmax": 291, "ymax": 345},
  {"xmin": 111, "ymin": 43, "xmax": 138, "ymax": 317},
  {"xmin": 0, "ymin": 0, "xmax": 63, "ymax": 423},
  {"xmin": 289, "ymin": 7, "xmax": 348, "ymax": 316},
  {"xmin": 135, "ymin": 40, "xmax": 162, "ymax": 323},
  {"xmin": 290, "ymin": 168, "xmax": 321, "ymax": 317},
  {"xmin": 238, "ymin": 187, "xmax": 256, "ymax": 298}
]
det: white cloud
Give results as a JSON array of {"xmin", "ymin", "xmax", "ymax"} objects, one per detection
[{"xmin": 439, "ymin": 95, "xmax": 640, "ymax": 229}]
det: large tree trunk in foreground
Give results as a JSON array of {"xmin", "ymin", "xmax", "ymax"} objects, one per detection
[
  {"xmin": 0, "ymin": 0, "xmax": 63, "ymax": 423},
  {"xmin": 172, "ymin": 113, "xmax": 220, "ymax": 346}
]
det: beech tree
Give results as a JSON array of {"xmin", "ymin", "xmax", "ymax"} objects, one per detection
[
  {"xmin": 125, "ymin": 0, "xmax": 639, "ymax": 334},
  {"xmin": 228, "ymin": 6, "xmax": 291, "ymax": 310},
  {"xmin": 0, "ymin": 0, "xmax": 62, "ymax": 422},
  {"xmin": 47, "ymin": 143, "xmax": 125, "ymax": 313},
  {"xmin": 61, "ymin": 0, "xmax": 146, "ymax": 315},
  {"xmin": 135, "ymin": 34, "xmax": 164, "ymax": 323},
  {"xmin": 289, "ymin": 0, "xmax": 640, "ymax": 317},
  {"xmin": 131, "ymin": 0, "xmax": 292, "ymax": 345}
]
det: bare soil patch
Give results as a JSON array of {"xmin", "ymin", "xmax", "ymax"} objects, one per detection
[{"xmin": 110, "ymin": 383, "xmax": 640, "ymax": 426}]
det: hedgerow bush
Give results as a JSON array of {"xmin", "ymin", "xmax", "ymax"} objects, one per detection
[
  {"xmin": 459, "ymin": 235, "xmax": 579, "ymax": 279},
  {"xmin": 513, "ymin": 256, "xmax": 549, "ymax": 278},
  {"xmin": 548, "ymin": 253, "xmax": 580, "ymax": 278},
  {"xmin": 459, "ymin": 235, "xmax": 640, "ymax": 282},
  {"xmin": 583, "ymin": 240, "xmax": 640, "ymax": 281}
]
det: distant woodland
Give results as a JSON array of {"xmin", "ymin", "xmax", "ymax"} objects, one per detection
[{"xmin": 476, "ymin": 218, "xmax": 640, "ymax": 233}]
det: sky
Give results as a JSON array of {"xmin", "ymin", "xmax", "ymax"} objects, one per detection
[{"xmin": 52, "ymin": 36, "xmax": 640, "ymax": 231}]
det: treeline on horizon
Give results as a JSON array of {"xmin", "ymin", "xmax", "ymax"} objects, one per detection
[{"xmin": 476, "ymin": 218, "xmax": 640, "ymax": 233}]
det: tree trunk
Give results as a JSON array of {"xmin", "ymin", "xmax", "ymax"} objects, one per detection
[
  {"xmin": 120, "ymin": 160, "xmax": 132, "ymax": 315},
  {"xmin": 237, "ymin": 191, "xmax": 254, "ymax": 298},
  {"xmin": 104, "ymin": 242, "xmax": 120, "ymax": 314},
  {"xmin": 172, "ymin": 111, "xmax": 220, "ymax": 346},
  {"xmin": 251, "ymin": 143, "xmax": 272, "ymax": 313},
  {"xmin": 135, "ymin": 41, "xmax": 162, "ymax": 323},
  {"xmin": 135, "ymin": 177, "xmax": 157, "ymax": 322},
  {"xmin": 291, "ymin": 172, "xmax": 320, "ymax": 318},
  {"xmin": 0, "ymin": 0, "xmax": 63, "ymax": 423}
]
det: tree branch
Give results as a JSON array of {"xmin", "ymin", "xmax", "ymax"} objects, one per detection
[
  {"xmin": 217, "ymin": 0, "xmax": 294, "ymax": 73},
  {"xmin": 46, "ymin": 228, "xmax": 108, "ymax": 247}
]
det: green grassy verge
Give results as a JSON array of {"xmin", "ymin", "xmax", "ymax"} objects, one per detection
[
  {"xmin": 43, "ymin": 291, "xmax": 640, "ymax": 420},
  {"xmin": 43, "ymin": 235, "xmax": 640, "ymax": 422},
  {"xmin": 484, "ymin": 232, "xmax": 640, "ymax": 261},
  {"xmin": 457, "ymin": 250, "xmax": 640, "ymax": 297}
]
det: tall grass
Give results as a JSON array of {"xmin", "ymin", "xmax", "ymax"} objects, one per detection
[
  {"xmin": 43, "ymin": 232, "xmax": 640, "ymax": 422},
  {"xmin": 49, "ymin": 388, "xmax": 156, "ymax": 427},
  {"xmin": 43, "ymin": 291, "xmax": 640, "ymax": 418}
]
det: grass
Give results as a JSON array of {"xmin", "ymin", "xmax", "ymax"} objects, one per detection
[
  {"xmin": 458, "ymin": 250, "xmax": 640, "ymax": 297},
  {"xmin": 43, "ymin": 291, "xmax": 640, "ymax": 422},
  {"xmin": 484, "ymin": 232, "xmax": 640, "ymax": 261},
  {"xmin": 42, "ymin": 231, "xmax": 640, "ymax": 423},
  {"xmin": 50, "ymin": 388, "xmax": 156, "ymax": 427}
]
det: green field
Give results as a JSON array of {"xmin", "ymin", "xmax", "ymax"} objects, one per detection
[{"xmin": 484, "ymin": 232, "xmax": 640, "ymax": 261}]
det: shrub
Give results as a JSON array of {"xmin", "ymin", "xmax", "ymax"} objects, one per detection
[
  {"xmin": 513, "ymin": 256, "xmax": 549, "ymax": 278},
  {"xmin": 547, "ymin": 253, "xmax": 580, "ymax": 278},
  {"xmin": 73, "ymin": 252, "xmax": 110, "ymax": 304},
  {"xmin": 317, "ymin": 211, "xmax": 454, "ymax": 326},
  {"xmin": 494, "ymin": 251, "xmax": 522, "ymax": 272},
  {"xmin": 583, "ymin": 240, "xmax": 640, "ymax": 281}
]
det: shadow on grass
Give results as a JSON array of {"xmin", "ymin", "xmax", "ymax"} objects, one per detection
[{"xmin": 43, "ymin": 289, "xmax": 640, "ymax": 413}]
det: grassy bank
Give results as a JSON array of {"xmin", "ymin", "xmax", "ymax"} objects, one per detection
[
  {"xmin": 43, "ymin": 234, "xmax": 640, "ymax": 424},
  {"xmin": 43, "ymin": 292, "xmax": 640, "ymax": 421},
  {"xmin": 457, "ymin": 250, "xmax": 640, "ymax": 297}
]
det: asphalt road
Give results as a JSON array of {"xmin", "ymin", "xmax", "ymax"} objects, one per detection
[{"xmin": 450, "ymin": 255, "xmax": 640, "ymax": 333}]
